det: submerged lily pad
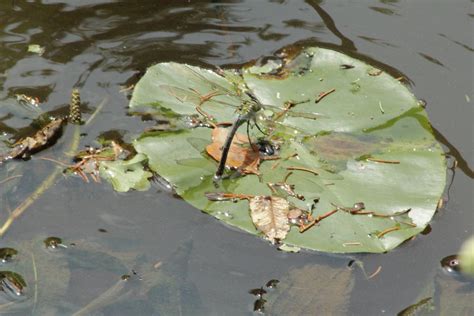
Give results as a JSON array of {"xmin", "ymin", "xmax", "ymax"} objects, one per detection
[
  {"xmin": 129, "ymin": 47, "xmax": 446, "ymax": 253},
  {"xmin": 99, "ymin": 153, "xmax": 152, "ymax": 192},
  {"xmin": 265, "ymin": 263, "xmax": 354, "ymax": 315}
]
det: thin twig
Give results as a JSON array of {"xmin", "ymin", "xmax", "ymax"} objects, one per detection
[
  {"xmin": 376, "ymin": 226, "xmax": 400, "ymax": 238},
  {"xmin": 366, "ymin": 157, "xmax": 400, "ymax": 164},
  {"xmin": 0, "ymin": 175, "xmax": 22, "ymax": 185},
  {"xmin": 342, "ymin": 242, "xmax": 362, "ymax": 247},
  {"xmin": 315, "ymin": 209, "xmax": 338, "ymax": 222},
  {"xmin": 371, "ymin": 208, "xmax": 411, "ymax": 218},
  {"xmin": 299, "ymin": 209, "xmax": 338, "ymax": 233},
  {"xmin": 119, "ymin": 84, "xmax": 134, "ymax": 93},
  {"xmin": 271, "ymin": 152, "xmax": 298, "ymax": 170},
  {"xmin": 315, "ymin": 88, "xmax": 335, "ymax": 103},
  {"xmin": 397, "ymin": 220, "xmax": 417, "ymax": 227},
  {"xmin": 72, "ymin": 277, "xmax": 131, "ymax": 316},
  {"xmin": 37, "ymin": 157, "xmax": 70, "ymax": 167},
  {"xmin": 378, "ymin": 101, "xmax": 385, "ymax": 114},
  {"xmin": 368, "ymin": 266, "xmax": 382, "ymax": 279},
  {"xmin": 286, "ymin": 166, "xmax": 319, "ymax": 176},
  {"xmin": 85, "ymin": 96, "xmax": 108, "ymax": 126},
  {"xmin": 271, "ymin": 161, "xmax": 281, "ymax": 169},
  {"xmin": 31, "ymin": 252, "xmax": 38, "ymax": 315},
  {"xmin": 0, "ymin": 163, "xmax": 65, "ymax": 237}
]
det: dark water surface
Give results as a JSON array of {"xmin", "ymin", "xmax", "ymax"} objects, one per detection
[{"xmin": 0, "ymin": 1, "xmax": 472, "ymax": 315}]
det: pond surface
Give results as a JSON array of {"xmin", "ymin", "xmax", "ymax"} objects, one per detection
[{"xmin": 0, "ymin": 1, "xmax": 472, "ymax": 315}]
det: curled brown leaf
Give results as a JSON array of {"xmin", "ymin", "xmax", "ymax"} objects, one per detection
[{"xmin": 206, "ymin": 127, "xmax": 260, "ymax": 175}]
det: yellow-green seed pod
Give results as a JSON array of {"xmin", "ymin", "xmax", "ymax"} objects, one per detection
[{"xmin": 69, "ymin": 88, "xmax": 82, "ymax": 124}]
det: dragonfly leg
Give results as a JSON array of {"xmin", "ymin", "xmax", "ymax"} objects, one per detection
[
  {"xmin": 246, "ymin": 121, "xmax": 256, "ymax": 152},
  {"xmin": 196, "ymin": 105, "xmax": 214, "ymax": 121},
  {"xmin": 192, "ymin": 89, "xmax": 221, "ymax": 121},
  {"xmin": 253, "ymin": 121, "xmax": 268, "ymax": 136}
]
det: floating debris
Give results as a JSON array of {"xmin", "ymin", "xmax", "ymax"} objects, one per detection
[
  {"xmin": 248, "ymin": 278, "xmax": 281, "ymax": 313},
  {"xmin": 1, "ymin": 118, "xmax": 65, "ymax": 163},
  {"xmin": 0, "ymin": 271, "xmax": 27, "ymax": 299},
  {"xmin": 340, "ymin": 64, "xmax": 355, "ymax": 69},
  {"xmin": 368, "ymin": 68, "xmax": 383, "ymax": 76},
  {"xmin": 27, "ymin": 44, "xmax": 45, "ymax": 56},
  {"xmin": 268, "ymin": 177, "xmax": 305, "ymax": 201},
  {"xmin": 350, "ymin": 79, "xmax": 361, "ymax": 93},
  {"xmin": 417, "ymin": 99, "xmax": 427, "ymax": 108},
  {"xmin": 277, "ymin": 243, "xmax": 301, "ymax": 253},
  {"xmin": 440, "ymin": 255, "xmax": 461, "ymax": 274},
  {"xmin": 254, "ymin": 297, "xmax": 266, "ymax": 313},
  {"xmin": 352, "ymin": 202, "xmax": 365, "ymax": 212},
  {"xmin": 0, "ymin": 248, "xmax": 18, "ymax": 263},
  {"xmin": 15, "ymin": 94, "xmax": 40, "ymax": 108},
  {"xmin": 67, "ymin": 141, "xmax": 129, "ymax": 183},
  {"xmin": 43, "ymin": 236, "xmax": 66, "ymax": 250},
  {"xmin": 265, "ymin": 279, "xmax": 280, "ymax": 288},
  {"xmin": 249, "ymin": 287, "xmax": 267, "ymax": 298},
  {"xmin": 397, "ymin": 297, "xmax": 433, "ymax": 316}
]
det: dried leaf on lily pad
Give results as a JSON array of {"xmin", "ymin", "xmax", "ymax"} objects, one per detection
[
  {"xmin": 249, "ymin": 196, "xmax": 290, "ymax": 243},
  {"xmin": 206, "ymin": 127, "xmax": 260, "ymax": 175}
]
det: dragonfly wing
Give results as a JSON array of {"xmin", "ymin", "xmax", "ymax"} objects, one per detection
[
  {"xmin": 287, "ymin": 111, "xmax": 328, "ymax": 120},
  {"xmin": 181, "ymin": 64, "xmax": 239, "ymax": 96}
]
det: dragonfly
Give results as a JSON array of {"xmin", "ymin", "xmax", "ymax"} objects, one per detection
[
  {"xmin": 160, "ymin": 64, "xmax": 325, "ymax": 180},
  {"xmin": 214, "ymin": 91, "xmax": 263, "ymax": 180},
  {"xmin": 213, "ymin": 91, "xmax": 319, "ymax": 181}
]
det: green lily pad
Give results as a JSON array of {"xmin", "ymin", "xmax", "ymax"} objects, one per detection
[
  {"xmin": 459, "ymin": 236, "xmax": 474, "ymax": 276},
  {"xmin": 129, "ymin": 47, "xmax": 446, "ymax": 253},
  {"xmin": 99, "ymin": 153, "xmax": 152, "ymax": 192}
]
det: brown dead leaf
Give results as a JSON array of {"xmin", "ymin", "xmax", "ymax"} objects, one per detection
[
  {"xmin": 4, "ymin": 118, "xmax": 65, "ymax": 161},
  {"xmin": 206, "ymin": 127, "xmax": 260, "ymax": 175},
  {"xmin": 249, "ymin": 196, "xmax": 290, "ymax": 243}
]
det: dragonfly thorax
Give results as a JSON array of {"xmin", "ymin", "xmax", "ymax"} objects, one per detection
[{"xmin": 238, "ymin": 101, "xmax": 261, "ymax": 119}]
